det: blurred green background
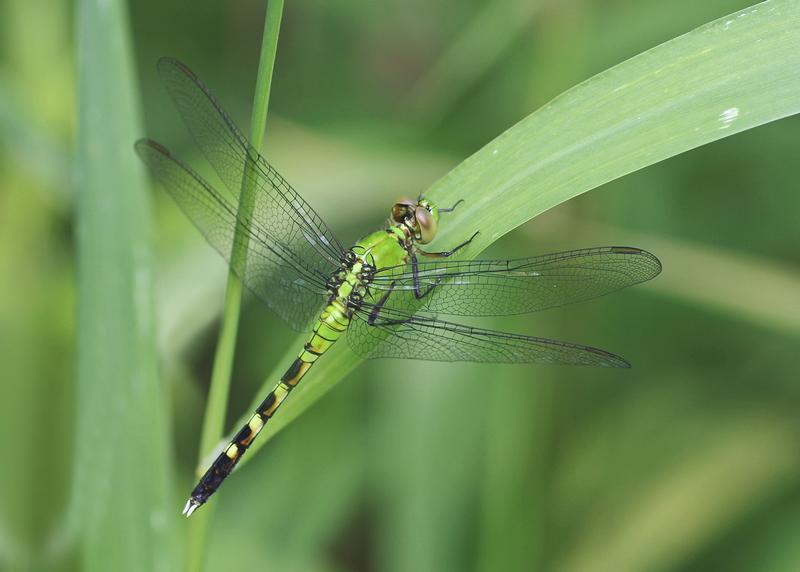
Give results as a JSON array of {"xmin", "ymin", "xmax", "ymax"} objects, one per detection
[{"xmin": 1, "ymin": 0, "xmax": 799, "ymax": 570}]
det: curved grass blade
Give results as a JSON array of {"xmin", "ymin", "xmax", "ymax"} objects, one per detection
[
  {"xmin": 427, "ymin": 0, "xmax": 800, "ymax": 252},
  {"xmin": 234, "ymin": 0, "xmax": 800, "ymax": 467}
]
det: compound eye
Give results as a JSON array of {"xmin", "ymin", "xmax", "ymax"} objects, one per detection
[
  {"xmin": 391, "ymin": 197, "xmax": 416, "ymax": 223},
  {"xmin": 415, "ymin": 206, "xmax": 437, "ymax": 244}
]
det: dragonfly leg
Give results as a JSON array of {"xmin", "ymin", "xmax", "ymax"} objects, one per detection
[
  {"xmin": 417, "ymin": 230, "xmax": 479, "ymax": 259},
  {"xmin": 408, "ymin": 231, "xmax": 479, "ymax": 302},
  {"xmin": 438, "ymin": 198, "xmax": 464, "ymax": 213},
  {"xmin": 367, "ymin": 282, "xmax": 412, "ymax": 326},
  {"xmin": 410, "ymin": 252, "xmax": 438, "ymax": 300},
  {"xmin": 368, "ymin": 282, "xmax": 394, "ymax": 325}
]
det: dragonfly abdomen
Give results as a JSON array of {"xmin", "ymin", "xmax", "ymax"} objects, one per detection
[
  {"xmin": 182, "ymin": 299, "xmax": 352, "ymax": 516},
  {"xmin": 302, "ymin": 300, "xmax": 351, "ymax": 360}
]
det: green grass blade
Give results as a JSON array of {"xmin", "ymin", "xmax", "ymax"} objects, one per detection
[
  {"xmin": 196, "ymin": 0, "xmax": 285, "ymax": 470},
  {"xmin": 232, "ymin": 0, "xmax": 800, "ymax": 466},
  {"xmin": 72, "ymin": 0, "xmax": 174, "ymax": 570},
  {"xmin": 427, "ymin": 0, "xmax": 800, "ymax": 253},
  {"xmin": 183, "ymin": 0, "xmax": 284, "ymax": 568},
  {"xmin": 248, "ymin": 0, "xmax": 284, "ymax": 152}
]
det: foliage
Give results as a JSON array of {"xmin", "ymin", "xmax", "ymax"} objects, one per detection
[{"xmin": 0, "ymin": 1, "xmax": 798, "ymax": 570}]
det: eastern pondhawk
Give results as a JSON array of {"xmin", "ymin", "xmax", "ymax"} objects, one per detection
[{"xmin": 135, "ymin": 58, "xmax": 662, "ymax": 517}]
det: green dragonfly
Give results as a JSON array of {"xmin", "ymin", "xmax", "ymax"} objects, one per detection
[{"xmin": 136, "ymin": 57, "xmax": 662, "ymax": 517}]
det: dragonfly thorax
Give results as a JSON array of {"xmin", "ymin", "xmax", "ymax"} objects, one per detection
[{"xmin": 326, "ymin": 248, "xmax": 376, "ymax": 311}]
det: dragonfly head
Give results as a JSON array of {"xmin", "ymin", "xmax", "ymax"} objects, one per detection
[{"xmin": 391, "ymin": 197, "xmax": 440, "ymax": 244}]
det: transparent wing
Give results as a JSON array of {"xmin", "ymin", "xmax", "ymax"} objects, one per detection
[
  {"xmin": 135, "ymin": 139, "xmax": 327, "ymax": 331},
  {"xmin": 156, "ymin": 57, "xmax": 345, "ymax": 269},
  {"xmin": 369, "ymin": 247, "xmax": 661, "ymax": 317},
  {"xmin": 348, "ymin": 305, "xmax": 630, "ymax": 368}
]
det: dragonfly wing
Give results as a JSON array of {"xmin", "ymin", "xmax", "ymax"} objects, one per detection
[
  {"xmin": 136, "ymin": 139, "xmax": 326, "ymax": 331},
  {"xmin": 369, "ymin": 246, "xmax": 661, "ymax": 316},
  {"xmin": 348, "ymin": 306, "xmax": 630, "ymax": 368},
  {"xmin": 156, "ymin": 57, "xmax": 345, "ymax": 270}
]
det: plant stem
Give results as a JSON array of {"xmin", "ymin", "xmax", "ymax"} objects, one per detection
[
  {"xmin": 184, "ymin": 1, "xmax": 285, "ymax": 570},
  {"xmin": 249, "ymin": 0, "xmax": 284, "ymax": 152}
]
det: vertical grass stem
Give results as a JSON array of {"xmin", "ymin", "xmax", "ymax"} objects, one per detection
[{"xmin": 184, "ymin": 1, "xmax": 285, "ymax": 570}]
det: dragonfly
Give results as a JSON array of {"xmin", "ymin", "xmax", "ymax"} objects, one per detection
[{"xmin": 136, "ymin": 57, "xmax": 662, "ymax": 518}]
